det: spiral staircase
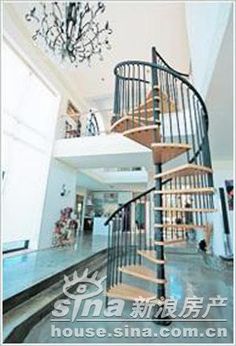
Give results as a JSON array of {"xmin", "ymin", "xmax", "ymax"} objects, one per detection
[{"xmin": 105, "ymin": 48, "xmax": 216, "ymax": 310}]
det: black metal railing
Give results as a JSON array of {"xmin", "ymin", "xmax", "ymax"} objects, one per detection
[
  {"xmin": 113, "ymin": 60, "xmax": 210, "ymax": 163},
  {"xmin": 112, "ymin": 57, "xmax": 213, "ymax": 197},
  {"xmin": 153, "ymin": 47, "xmax": 190, "ymax": 77},
  {"xmin": 63, "ymin": 110, "xmax": 100, "ymax": 139},
  {"xmin": 85, "ymin": 110, "xmax": 100, "ymax": 136},
  {"xmin": 105, "ymin": 185, "xmax": 189, "ymax": 295},
  {"xmin": 106, "ymin": 47, "xmax": 214, "ymax": 300},
  {"xmin": 105, "ymin": 187, "xmax": 153, "ymax": 293}
]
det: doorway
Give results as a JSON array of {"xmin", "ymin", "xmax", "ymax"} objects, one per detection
[{"xmin": 75, "ymin": 194, "xmax": 84, "ymax": 231}]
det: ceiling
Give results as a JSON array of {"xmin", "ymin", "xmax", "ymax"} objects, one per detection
[
  {"xmin": 5, "ymin": 1, "xmax": 190, "ymax": 114},
  {"xmin": 3, "ymin": 2, "xmax": 233, "ymax": 164},
  {"xmin": 76, "ymin": 169, "xmax": 148, "ymax": 191}
]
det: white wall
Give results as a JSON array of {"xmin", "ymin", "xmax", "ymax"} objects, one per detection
[
  {"xmin": 118, "ymin": 192, "xmax": 133, "ymax": 205},
  {"xmin": 205, "ymin": 11, "xmax": 234, "ymax": 162},
  {"xmin": 209, "ymin": 161, "xmax": 234, "ymax": 256},
  {"xmin": 3, "ymin": 3, "xmax": 88, "ymax": 112},
  {"xmin": 185, "ymin": 2, "xmax": 232, "ymax": 97},
  {"xmin": 185, "ymin": 3, "xmax": 234, "ymax": 256},
  {"xmin": 38, "ymin": 159, "xmax": 77, "ymax": 249},
  {"xmin": 2, "ymin": 135, "xmax": 55, "ymax": 249},
  {"xmin": 3, "ymin": 4, "xmax": 91, "ymax": 249}
]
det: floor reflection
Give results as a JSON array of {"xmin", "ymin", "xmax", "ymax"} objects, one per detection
[{"xmin": 3, "ymin": 232, "xmax": 107, "ymax": 300}]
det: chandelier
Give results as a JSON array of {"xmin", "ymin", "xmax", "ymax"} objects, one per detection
[{"xmin": 25, "ymin": 2, "xmax": 112, "ymax": 67}]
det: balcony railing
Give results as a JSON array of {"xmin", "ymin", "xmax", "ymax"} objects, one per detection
[{"xmin": 62, "ymin": 110, "xmax": 101, "ymax": 139}]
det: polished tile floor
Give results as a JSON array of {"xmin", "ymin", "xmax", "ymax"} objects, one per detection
[
  {"xmin": 3, "ymin": 232, "xmax": 107, "ymax": 300},
  {"xmin": 24, "ymin": 252, "xmax": 233, "ymax": 344}
]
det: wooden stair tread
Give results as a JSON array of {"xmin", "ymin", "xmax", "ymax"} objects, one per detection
[
  {"xmin": 138, "ymin": 95, "xmax": 161, "ymax": 108},
  {"xmin": 123, "ymin": 125, "xmax": 161, "ymax": 148},
  {"xmin": 154, "ymin": 164, "xmax": 213, "ymax": 180},
  {"xmin": 126, "ymin": 229, "xmax": 145, "ymax": 234},
  {"xmin": 154, "ymin": 223, "xmax": 207, "ymax": 230},
  {"xmin": 154, "ymin": 187, "xmax": 215, "ymax": 195},
  {"xmin": 146, "ymin": 86, "xmax": 176, "ymax": 113},
  {"xmin": 106, "ymin": 283, "xmax": 162, "ymax": 304},
  {"xmin": 125, "ymin": 113, "xmax": 173, "ymax": 125},
  {"xmin": 110, "ymin": 116, "xmax": 143, "ymax": 133},
  {"xmin": 129, "ymin": 86, "xmax": 176, "ymax": 119},
  {"xmin": 154, "ymin": 239, "xmax": 186, "ymax": 246},
  {"xmin": 119, "ymin": 265, "xmax": 166, "ymax": 284},
  {"xmin": 127, "ymin": 107, "xmax": 160, "ymax": 116},
  {"xmin": 132, "ymin": 101, "xmax": 175, "ymax": 117},
  {"xmin": 151, "ymin": 143, "xmax": 191, "ymax": 163},
  {"xmin": 137, "ymin": 250, "xmax": 165, "ymax": 264},
  {"xmin": 127, "ymin": 115, "xmax": 154, "ymax": 123},
  {"xmin": 154, "ymin": 207, "xmax": 216, "ymax": 213}
]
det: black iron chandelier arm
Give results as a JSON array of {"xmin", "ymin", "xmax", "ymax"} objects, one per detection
[
  {"xmin": 25, "ymin": 1, "xmax": 112, "ymax": 66},
  {"xmin": 25, "ymin": 7, "xmax": 40, "ymax": 23}
]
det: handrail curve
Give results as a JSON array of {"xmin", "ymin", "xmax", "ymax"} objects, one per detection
[{"xmin": 106, "ymin": 50, "xmax": 213, "ymax": 228}]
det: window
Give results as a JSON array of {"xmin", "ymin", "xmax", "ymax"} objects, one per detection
[{"xmin": 2, "ymin": 40, "xmax": 60, "ymax": 250}]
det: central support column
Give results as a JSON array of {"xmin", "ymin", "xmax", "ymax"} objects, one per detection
[
  {"xmin": 151, "ymin": 46, "xmax": 170, "ymax": 325},
  {"xmin": 151, "ymin": 46, "xmax": 166, "ymax": 300},
  {"xmin": 154, "ymin": 164, "xmax": 166, "ymax": 299}
]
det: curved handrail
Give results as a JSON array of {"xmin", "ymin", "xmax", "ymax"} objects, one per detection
[
  {"xmin": 104, "ymin": 186, "xmax": 155, "ymax": 226},
  {"xmin": 114, "ymin": 60, "xmax": 209, "ymax": 130},
  {"xmin": 106, "ymin": 51, "xmax": 213, "ymax": 297},
  {"xmin": 107, "ymin": 59, "xmax": 212, "ymax": 227},
  {"xmin": 152, "ymin": 47, "xmax": 190, "ymax": 77}
]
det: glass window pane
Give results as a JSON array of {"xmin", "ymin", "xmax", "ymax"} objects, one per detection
[{"xmin": 2, "ymin": 40, "xmax": 60, "ymax": 248}]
